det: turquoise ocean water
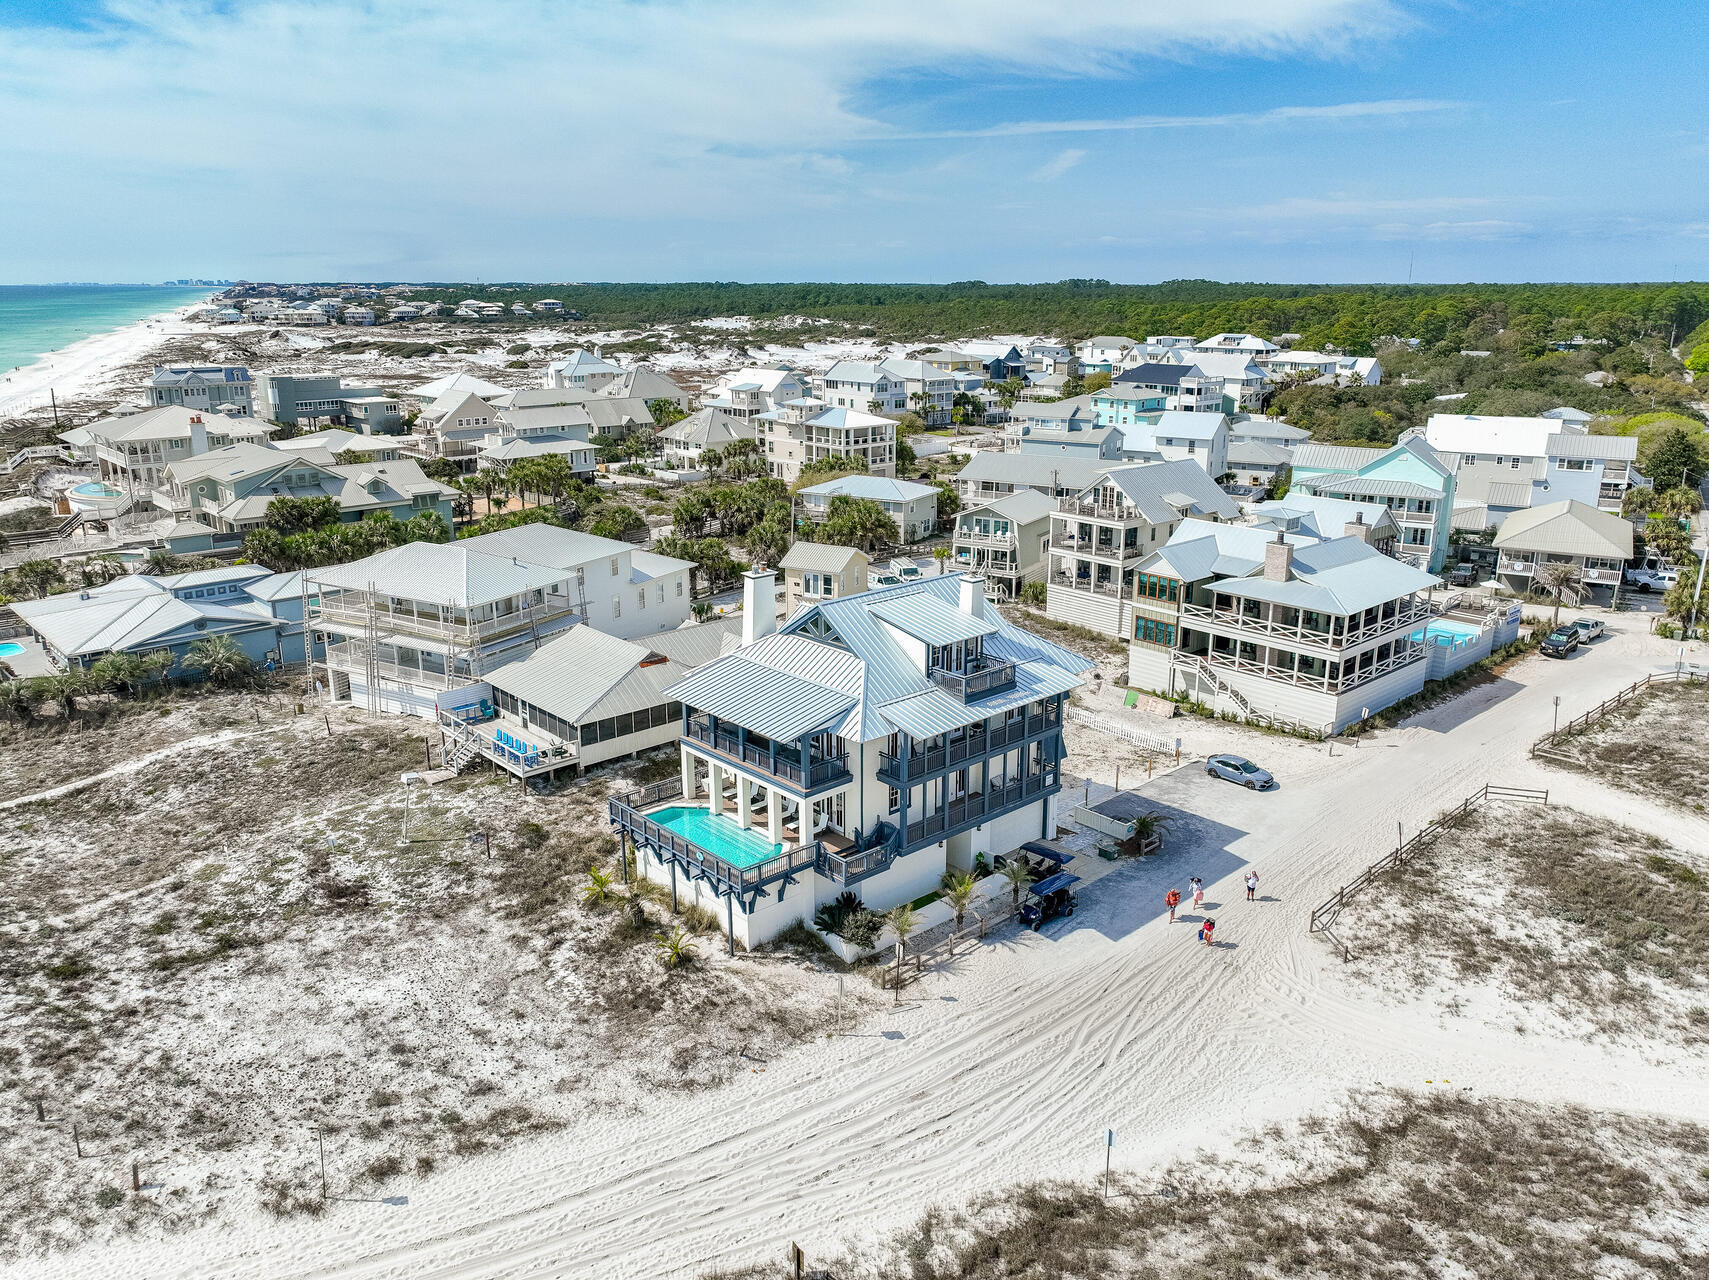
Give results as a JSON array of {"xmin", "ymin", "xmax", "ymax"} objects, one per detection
[{"xmin": 0, "ymin": 285, "xmax": 215, "ymax": 375}]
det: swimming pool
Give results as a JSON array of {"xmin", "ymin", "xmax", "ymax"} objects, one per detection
[
  {"xmin": 70, "ymin": 481, "xmax": 123, "ymax": 498},
  {"xmin": 0, "ymin": 642, "xmax": 24, "ymax": 659},
  {"xmin": 648, "ymin": 805, "xmax": 783, "ymax": 869},
  {"xmin": 1411, "ymin": 618, "xmax": 1482, "ymax": 648}
]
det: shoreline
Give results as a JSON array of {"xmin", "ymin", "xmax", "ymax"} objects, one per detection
[{"xmin": 0, "ymin": 298, "xmax": 215, "ymax": 419}]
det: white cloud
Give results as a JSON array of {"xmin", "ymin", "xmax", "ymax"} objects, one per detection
[
  {"xmin": 898, "ymin": 98, "xmax": 1463, "ymax": 141},
  {"xmin": 1030, "ymin": 149, "xmax": 1088, "ymax": 182}
]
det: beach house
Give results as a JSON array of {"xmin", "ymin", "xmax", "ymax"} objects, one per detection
[
  {"xmin": 543, "ymin": 350, "xmax": 623, "ymax": 391},
  {"xmin": 254, "ymin": 373, "xmax": 405, "ymax": 432},
  {"xmin": 798, "ymin": 475, "xmax": 939, "ymax": 543},
  {"xmin": 1045, "ymin": 460, "xmax": 1240, "ymax": 636},
  {"xmin": 658, "ymin": 406, "xmax": 757, "ymax": 471},
  {"xmin": 1114, "ymin": 411, "xmax": 1230, "ymax": 481},
  {"xmin": 607, "ymin": 569, "xmax": 1092, "ymax": 950},
  {"xmin": 1126, "ymin": 521, "xmax": 1444, "ymax": 734},
  {"xmin": 780, "ymin": 542, "xmax": 871, "ymax": 616},
  {"xmin": 7, "ymin": 564, "xmax": 316, "ymax": 672},
  {"xmin": 755, "ymin": 400, "xmax": 897, "ymax": 482},
  {"xmin": 1108, "ymin": 363, "xmax": 1227, "ymax": 415},
  {"xmin": 701, "ymin": 368, "xmax": 807, "ymax": 419},
  {"xmin": 433, "ymin": 620, "xmax": 742, "ymax": 781},
  {"xmin": 308, "ymin": 523, "xmax": 695, "ymax": 716},
  {"xmin": 60, "ymin": 405, "xmax": 274, "ymax": 497},
  {"xmin": 951, "ymin": 452, "xmax": 1117, "ymax": 504},
  {"xmin": 147, "ymin": 365, "xmax": 255, "ymax": 417},
  {"xmin": 1288, "ymin": 438, "xmax": 1457, "ymax": 573},
  {"xmin": 951, "ymin": 489, "xmax": 1054, "ymax": 602},
  {"xmin": 1420, "ymin": 414, "xmax": 1640, "ymax": 527},
  {"xmin": 1491, "ymin": 500, "xmax": 1635, "ymax": 603}
]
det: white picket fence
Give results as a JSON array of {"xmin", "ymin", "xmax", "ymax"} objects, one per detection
[{"xmin": 1066, "ymin": 706, "xmax": 1175, "ymax": 758}]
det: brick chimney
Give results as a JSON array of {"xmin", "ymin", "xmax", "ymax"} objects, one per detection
[
  {"xmin": 741, "ymin": 567, "xmax": 776, "ymax": 646},
  {"xmin": 958, "ymin": 573, "xmax": 986, "ymax": 619},
  {"xmin": 1342, "ymin": 512, "xmax": 1372, "ymax": 544},
  {"xmin": 1264, "ymin": 531, "xmax": 1294, "ymax": 582}
]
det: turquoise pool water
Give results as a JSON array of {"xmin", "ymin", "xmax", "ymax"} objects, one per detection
[
  {"xmin": 649, "ymin": 805, "xmax": 782, "ymax": 868},
  {"xmin": 0, "ymin": 642, "xmax": 24, "ymax": 658},
  {"xmin": 1411, "ymin": 619, "xmax": 1481, "ymax": 647},
  {"xmin": 71, "ymin": 481, "xmax": 123, "ymax": 497}
]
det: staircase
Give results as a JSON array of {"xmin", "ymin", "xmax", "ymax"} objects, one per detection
[
  {"xmin": 445, "ymin": 736, "xmax": 481, "ymax": 773},
  {"xmin": 1172, "ymin": 653, "xmax": 1256, "ymax": 717}
]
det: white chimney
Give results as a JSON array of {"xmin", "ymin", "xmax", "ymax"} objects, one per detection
[
  {"xmin": 741, "ymin": 567, "xmax": 776, "ymax": 646},
  {"xmin": 958, "ymin": 573, "xmax": 986, "ymax": 619}
]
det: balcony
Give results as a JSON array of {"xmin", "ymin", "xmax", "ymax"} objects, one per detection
[
  {"xmin": 1201, "ymin": 643, "xmax": 1422, "ymax": 694},
  {"xmin": 1049, "ymin": 571, "xmax": 1125, "ymax": 599},
  {"xmin": 684, "ymin": 717, "xmax": 850, "ymax": 791},
  {"xmin": 902, "ymin": 771, "xmax": 1059, "ymax": 849},
  {"xmin": 1057, "ymin": 497, "xmax": 1137, "ymax": 519},
  {"xmin": 1393, "ymin": 507, "xmax": 1436, "ymax": 525},
  {"xmin": 929, "ymin": 657, "xmax": 1016, "ymax": 702},
  {"xmin": 1178, "ymin": 597, "xmax": 1433, "ymax": 650},
  {"xmin": 315, "ymin": 594, "xmax": 584, "ymax": 644},
  {"xmin": 1498, "ymin": 557, "xmax": 1535, "ymax": 577},
  {"xmin": 1048, "ymin": 531, "xmax": 1147, "ymax": 560},
  {"xmin": 876, "ymin": 709, "xmax": 1056, "ymax": 782},
  {"xmin": 817, "ymin": 823, "xmax": 902, "ymax": 885}
]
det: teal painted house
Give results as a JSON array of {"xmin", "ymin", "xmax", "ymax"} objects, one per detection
[{"xmin": 1288, "ymin": 437, "xmax": 1456, "ymax": 573}]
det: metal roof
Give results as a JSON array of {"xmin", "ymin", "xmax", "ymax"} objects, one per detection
[
  {"xmin": 958, "ymin": 488, "xmax": 1056, "ymax": 527},
  {"xmin": 1090, "ymin": 460, "xmax": 1240, "ymax": 523},
  {"xmin": 1546, "ymin": 432, "xmax": 1636, "ymax": 460},
  {"xmin": 779, "ymin": 542, "xmax": 869, "ymax": 574},
  {"xmin": 870, "ymin": 593, "xmax": 999, "ymax": 644},
  {"xmin": 1492, "ymin": 500, "xmax": 1634, "ymax": 559},
  {"xmin": 799, "ymin": 475, "xmax": 938, "ymax": 503},
  {"xmin": 669, "ymin": 573, "xmax": 1092, "ymax": 745},
  {"xmin": 1298, "ymin": 473, "xmax": 1441, "ymax": 501},
  {"xmin": 955, "ymin": 452, "xmax": 1116, "ymax": 491}
]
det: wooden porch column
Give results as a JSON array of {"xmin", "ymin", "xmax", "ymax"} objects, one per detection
[{"xmin": 767, "ymin": 784, "xmax": 784, "ymax": 846}]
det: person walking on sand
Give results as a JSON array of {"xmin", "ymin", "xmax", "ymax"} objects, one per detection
[
  {"xmin": 1190, "ymin": 877, "xmax": 1204, "ymax": 912},
  {"xmin": 1198, "ymin": 917, "xmax": 1216, "ymax": 946},
  {"xmin": 1245, "ymin": 870, "xmax": 1259, "ymax": 902},
  {"xmin": 1164, "ymin": 887, "xmax": 1181, "ymax": 923}
]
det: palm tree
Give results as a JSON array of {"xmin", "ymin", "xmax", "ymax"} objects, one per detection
[
  {"xmin": 933, "ymin": 546, "xmax": 952, "ymax": 575},
  {"xmin": 999, "ymin": 856, "xmax": 1033, "ymax": 913},
  {"xmin": 184, "ymin": 633, "xmax": 254, "ymax": 687},
  {"xmin": 90, "ymin": 651, "xmax": 146, "ymax": 695},
  {"xmin": 41, "ymin": 668, "xmax": 89, "ymax": 715},
  {"xmin": 581, "ymin": 867, "xmax": 614, "ymax": 907},
  {"xmin": 653, "ymin": 925, "xmax": 694, "ymax": 969},
  {"xmin": 942, "ymin": 871, "xmax": 978, "ymax": 933},
  {"xmin": 0, "ymin": 678, "xmax": 44, "ymax": 724},
  {"xmin": 10, "ymin": 559, "xmax": 64, "ymax": 599},
  {"xmin": 884, "ymin": 902, "xmax": 918, "ymax": 957},
  {"xmin": 1534, "ymin": 560, "xmax": 1585, "ymax": 626}
]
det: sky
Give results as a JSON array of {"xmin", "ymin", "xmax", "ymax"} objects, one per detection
[{"xmin": 0, "ymin": 0, "xmax": 1705, "ymax": 285}]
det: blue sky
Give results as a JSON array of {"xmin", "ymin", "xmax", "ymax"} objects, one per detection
[{"xmin": 0, "ymin": 0, "xmax": 1704, "ymax": 284}]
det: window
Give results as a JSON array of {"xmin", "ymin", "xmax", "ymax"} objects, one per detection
[
  {"xmin": 609, "ymin": 557, "xmax": 619, "ymax": 575},
  {"xmin": 637, "ymin": 589, "xmax": 646, "ymax": 611},
  {"xmin": 1511, "ymin": 457, "xmax": 1521, "ymax": 470},
  {"xmin": 611, "ymin": 595, "xmax": 620, "ymax": 618},
  {"xmin": 1135, "ymin": 618, "xmax": 1177, "ymax": 646},
  {"xmin": 887, "ymin": 786, "xmax": 899, "ymax": 813}
]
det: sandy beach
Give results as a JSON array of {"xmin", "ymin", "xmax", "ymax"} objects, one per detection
[{"xmin": 0, "ymin": 300, "xmax": 213, "ymax": 419}]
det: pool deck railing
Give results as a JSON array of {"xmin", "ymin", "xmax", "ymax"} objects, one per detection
[{"xmin": 608, "ymin": 777, "xmax": 820, "ymax": 907}]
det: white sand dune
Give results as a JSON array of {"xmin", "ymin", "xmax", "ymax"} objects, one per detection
[{"xmin": 16, "ymin": 613, "xmax": 1707, "ymax": 1279}]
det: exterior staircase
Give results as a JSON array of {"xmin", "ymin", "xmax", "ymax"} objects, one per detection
[{"xmin": 1171, "ymin": 653, "xmax": 1256, "ymax": 716}]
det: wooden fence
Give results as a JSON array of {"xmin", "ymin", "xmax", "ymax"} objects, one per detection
[
  {"xmin": 1308, "ymin": 782, "xmax": 1549, "ymax": 961},
  {"xmin": 1530, "ymin": 668, "xmax": 1705, "ymax": 757},
  {"xmin": 881, "ymin": 898, "xmax": 1020, "ymax": 990}
]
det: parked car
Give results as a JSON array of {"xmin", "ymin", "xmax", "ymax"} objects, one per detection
[
  {"xmin": 1570, "ymin": 617, "xmax": 1606, "ymax": 642},
  {"xmin": 1205, "ymin": 754, "xmax": 1276, "ymax": 790},
  {"xmin": 1018, "ymin": 871, "xmax": 1079, "ymax": 931},
  {"xmin": 1624, "ymin": 566, "xmax": 1679, "ymax": 593},
  {"xmin": 1541, "ymin": 626, "xmax": 1581, "ymax": 657},
  {"xmin": 1447, "ymin": 564, "xmax": 1477, "ymax": 587}
]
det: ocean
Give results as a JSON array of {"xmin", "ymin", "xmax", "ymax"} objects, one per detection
[{"xmin": 0, "ymin": 284, "xmax": 215, "ymax": 375}]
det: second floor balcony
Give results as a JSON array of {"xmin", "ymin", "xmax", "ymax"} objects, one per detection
[
  {"xmin": 684, "ymin": 716, "xmax": 850, "ymax": 791},
  {"xmin": 1179, "ymin": 594, "xmax": 1433, "ymax": 651}
]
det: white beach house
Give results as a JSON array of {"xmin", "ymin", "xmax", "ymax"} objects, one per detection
[{"xmin": 607, "ymin": 569, "xmax": 1091, "ymax": 950}]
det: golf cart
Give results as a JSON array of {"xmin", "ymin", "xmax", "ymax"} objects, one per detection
[{"xmin": 1018, "ymin": 871, "xmax": 1080, "ymax": 931}]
